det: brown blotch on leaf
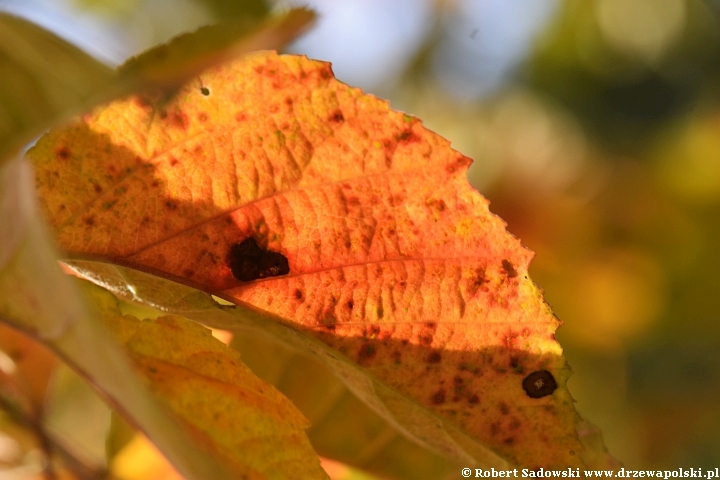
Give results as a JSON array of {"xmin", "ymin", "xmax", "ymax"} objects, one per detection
[
  {"xmin": 164, "ymin": 200, "xmax": 178, "ymax": 210},
  {"xmin": 499, "ymin": 402, "xmax": 510, "ymax": 415},
  {"xmin": 83, "ymin": 216, "xmax": 95, "ymax": 226},
  {"xmin": 468, "ymin": 394, "xmax": 480, "ymax": 404},
  {"xmin": 522, "ymin": 370, "xmax": 558, "ymax": 398},
  {"xmin": 330, "ymin": 110, "xmax": 344, "ymax": 122},
  {"xmin": 294, "ymin": 289, "xmax": 303, "ymax": 301},
  {"xmin": 502, "ymin": 259, "xmax": 518, "ymax": 278},
  {"xmin": 396, "ymin": 130, "xmax": 419, "ymax": 143},
  {"xmin": 170, "ymin": 111, "xmax": 188, "ymax": 129},
  {"xmin": 346, "ymin": 299, "xmax": 354, "ymax": 310},
  {"xmin": 357, "ymin": 343, "xmax": 376, "ymax": 362},
  {"xmin": 55, "ymin": 146, "xmax": 70, "ymax": 159},
  {"xmin": 445, "ymin": 158, "xmax": 462, "ymax": 174},
  {"xmin": 169, "ymin": 157, "xmax": 179, "ymax": 167},
  {"xmin": 431, "ymin": 389, "xmax": 446, "ymax": 405},
  {"xmin": 227, "ymin": 237, "xmax": 290, "ymax": 282},
  {"xmin": 427, "ymin": 352, "xmax": 442, "ymax": 364},
  {"xmin": 510, "ymin": 356, "xmax": 524, "ymax": 373}
]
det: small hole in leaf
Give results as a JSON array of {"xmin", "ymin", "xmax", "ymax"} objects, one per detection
[{"xmin": 200, "ymin": 87, "xmax": 210, "ymax": 96}]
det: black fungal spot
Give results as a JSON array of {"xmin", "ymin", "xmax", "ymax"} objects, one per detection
[
  {"xmin": 227, "ymin": 237, "xmax": 290, "ymax": 282},
  {"xmin": 427, "ymin": 352, "xmax": 442, "ymax": 364},
  {"xmin": 522, "ymin": 370, "xmax": 558, "ymax": 398},
  {"xmin": 200, "ymin": 87, "xmax": 210, "ymax": 96}
]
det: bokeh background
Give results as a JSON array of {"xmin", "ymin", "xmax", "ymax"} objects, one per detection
[{"xmin": 3, "ymin": 0, "xmax": 720, "ymax": 475}]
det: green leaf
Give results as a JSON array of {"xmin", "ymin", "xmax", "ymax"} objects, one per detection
[{"xmin": 0, "ymin": 14, "xmax": 114, "ymax": 164}]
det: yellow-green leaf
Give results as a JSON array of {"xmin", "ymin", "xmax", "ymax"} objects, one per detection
[
  {"xmin": 0, "ymin": 14, "xmax": 114, "ymax": 164},
  {"xmin": 93, "ymin": 287, "xmax": 328, "ymax": 479}
]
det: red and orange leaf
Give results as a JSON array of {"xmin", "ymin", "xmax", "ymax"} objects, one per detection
[{"xmin": 30, "ymin": 51, "xmax": 615, "ymax": 468}]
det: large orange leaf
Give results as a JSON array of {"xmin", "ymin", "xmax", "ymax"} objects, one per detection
[{"xmin": 29, "ymin": 51, "xmax": 616, "ymax": 469}]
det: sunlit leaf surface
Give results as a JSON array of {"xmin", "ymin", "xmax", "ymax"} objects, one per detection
[{"xmin": 29, "ymin": 51, "xmax": 617, "ymax": 468}]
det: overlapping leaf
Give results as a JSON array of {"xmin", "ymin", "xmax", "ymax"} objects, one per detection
[
  {"xmin": 85, "ymin": 282, "xmax": 327, "ymax": 479},
  {"xmin": 29, "ymin": 51, "xmax": 617, "ymax": 468}
]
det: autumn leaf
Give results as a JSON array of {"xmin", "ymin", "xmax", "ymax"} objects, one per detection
[{"xmin": 29, "ymin": 51, "xmax": 617, "ymax": 469}]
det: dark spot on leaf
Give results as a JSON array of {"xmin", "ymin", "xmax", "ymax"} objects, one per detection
[
  {"xmin": 170, "ymin": 111, "xmax": 188, "ymax": 129},
  {"xmin": 427, "ymin": 352, "xmax": 442, "ymax": 363},
  {"xmin": 502, "ymin": 259, "xmax": 518, "ymax": 278},
  {"xmin": 324, "ymin": 324, "xmax": 336, "ymax": 331},
  {"xmin": 499, "ymin": 402, "xmax": 510, "ymax": 415},
  {"xmin": 200, "ymin": 87, "xmax": 210, "ymax": 96},
  {"xmin": 56, "ymin": 147, "xmax": 70, "ymax": 159},
  {"xmin": 198, "ymin": 112, "xmax": 208, "ymax": 122},
  {"xmin": 376, "ymin": 302, "xmax": 384, "ymax": 319},
  {"xmin": 419, "ymin": 335, "xmax": 433, "ymax": 346},
  {"xmin": 294, "ymin": 289, "xmax": 303, "ymax": 301},
  {"xmin": 522, "ymin": 370, "xmax": 558, "ymax": 398},
  {"xmin": 392, "ymin": 350, "xmax": 401, "ymax": 364},
  {"xmin": 490, "ymin": 421, "xmax": 500, "ymax": 435},
  {"xmin": 164, "ymin": 200, "xmax": 178, "ymax": 210},
  {"xmin": 346, "ymin": 299, "xmax": 354, "ymax": 310},
  {"xmin": 358, "ymin": 343, "xmax": 376, "ymax": 362},
  {"xmin": 227, "ymin": 237, "xmax": 290, "ymax": 282},
  {"xmin": 183, "ymin": 269, "xmax": 194, "ymax": 277},
  {"xmin": 92, "ymin": 183, "xmax": 102, "ymax": 193},
  {"xmin": 469, "ymin": 394, "xmax": 480, "ymax": 404},
  {"xmin": 431, "ymin": 389, "xmax": 445, "ymax": 405},
  {"xmin": 169, "ymin": 157, "xmax": 179, "ymax": 167},
  {"xmin": 396, "ymin": 129, "xmax": 419, "ymax": 143},
  {"xmin": 445, "ymin": 155, "xmax": 472, "ymax": 174},
  {"xmin": 83, "ymin": 216, "xmax": 95, "ymax": 226},
  {"xmin": 510, "ymin": 356, "xmax": 524, "ymax": 374},
  {"xmin": 330, "ymin": 110, "xmax": 344, "ymax": 122},
  {"xmin": 503, "ymin": 437, "xmax": 515, "ymax": 446},
  {"xmin": 148, "ymin": 367, "xmax": 157, "ymax": 374}
]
